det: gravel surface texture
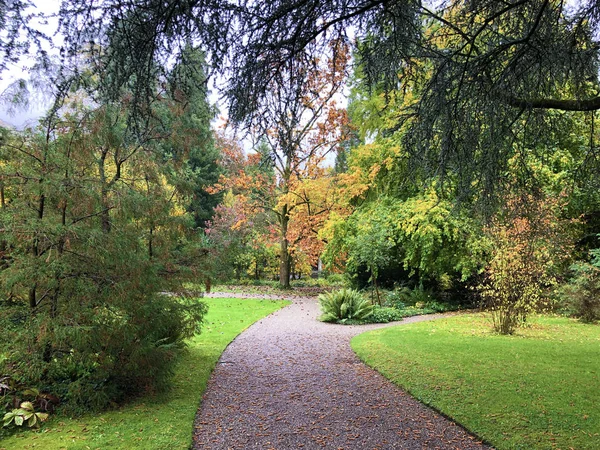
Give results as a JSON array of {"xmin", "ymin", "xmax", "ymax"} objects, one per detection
[{"xmin": 193, "ymin": 294, "xmax": 492, "ymax": 449}]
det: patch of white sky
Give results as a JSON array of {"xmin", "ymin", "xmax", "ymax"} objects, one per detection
[{"xmin": 0, "ymin": 0, "xmax": 62, "ymax": 128}]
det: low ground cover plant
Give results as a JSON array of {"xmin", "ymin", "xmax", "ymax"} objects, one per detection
[{"xmin": 319, "ymin": 286, "xmax": 462, "ymax": 325}]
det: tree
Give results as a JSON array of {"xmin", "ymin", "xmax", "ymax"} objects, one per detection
[
  {"xmin": 0, "ymin": 1, "xmax": 49, "ymax": 74},
  {"xmin": 561, "ymin": 248, "xmax": 600, "ymax": 323},
  {"xmin": 252, "ymin": 41, "xmax": 349, "ymax": 287},
  {"xmin": 322, "ymin": 191, "xmax": 488, "ymax": 295},
  {"xmin": 210, "ymin": 43, "xmax": 349, "ymax": 287},
  {"xmin": 205, "ymin": 134, "xmax": 279, "ymax": 282},
  {"xmin": 163, "ymin": 45, "xmax": 221, "ymax": 228},
  {"xmin": 4, "ymin": 1, "xmax": 600, "ymax": 198},
  {"xmin": 0, "ymin": 77, "xmax": 209, "ymax": 413}
]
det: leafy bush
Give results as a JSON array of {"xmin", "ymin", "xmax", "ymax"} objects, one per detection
[
  {"xmin": 423, "ymin": 301, "xmax": 454, "ymax": 313},
  {"xmin": 318, "ymin": 289, "xmax": 374, "ymax": 323},
  {"xmin": 365, "ymin": 303, "xmax": 455, "ymax": 323},
  {"xmin": 0, "ymin": 291, "xmax": 207, "ymax": 414},
  {"xmin": 479, "ymin": 193, "xmax": 574, "ymax": 334},
  {"xmin": 322, "ymin": 273, "xmax": 348, "ymax": 285},
  {"xmin": 364, "ymin": 306, "xmax": 405, "ymax": 323},
  {"xmin": 561, "ymin": 249, "xmax": 600, "ymax": 323},
  {"xmin": 322, "ymin": 192, "xmax": 488, "ymax": 288},
  {"xmin": 291, "ymin": 278, "xmax": 328, "ymax": 288},
  {"xmin": 384, "ymin": 285, "xmax": 436, "ymax": 308},
  {"xmin": 291, "ymin": 275, "xmax": 348, "ymax": 288},
  {"xmin": 0, "ymin": 383, "xmax": 57, "ymax": 436},
  {"xmin": 383, "ymin": 289, "xmax": 408, "ymax": 309}
]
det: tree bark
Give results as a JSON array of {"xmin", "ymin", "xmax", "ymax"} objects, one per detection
[
  {"xmin": 279, "ymin": 205, "xmax": 291, "ymax": 288},
  {"xmin": 29, "ymin": 191, "xmax": 45, "ymax": 310}
]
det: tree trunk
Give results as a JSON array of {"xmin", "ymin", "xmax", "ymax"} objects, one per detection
[
  {"xmin": 29, "ymin": 192, "xmax": 45, "ymax": 310},
  {"xmin": 0, "ymin": 181, "xmax": 6, "ymax": 256},
  {"xmin": 279, "ymin": 238, "xmax": 291, "ymax": 288},
  {"xmin": 279, "ymin": 207, "xmax": 291, "ymax": 288},
  {"xmin": 101, "ymin": 188, "xmax": 111, "ymax": 233},
  {"xmin": 148, "ymin": 226, "xmax": 154, "ymax": 259},
  {"xmin": 98, "ymin": 149, "xmax": 112, "ymax": 233},
  {"xmin": 373, "ymin": 275, "xmax": 381, "ymax": 306}
]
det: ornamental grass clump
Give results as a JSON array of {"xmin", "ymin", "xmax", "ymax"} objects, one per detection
[{"xmin": 318, "ymin": 289, "xmax": 373, "ymax": 324}]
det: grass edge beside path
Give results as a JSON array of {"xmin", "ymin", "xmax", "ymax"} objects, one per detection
[
  {"xmin": 351, "ymin": 313, "xmax": 600, "ymax": 450},
  {"xmin": 0, "ymin": 297, "xmax": 289, "ymax": 450}
]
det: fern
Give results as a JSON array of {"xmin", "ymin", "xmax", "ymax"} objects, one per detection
[{"xmin": 318, "ymin": 289, "xmax": 373, "ymax": 323}]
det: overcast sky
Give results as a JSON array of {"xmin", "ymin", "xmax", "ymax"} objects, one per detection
[{"xmin": 0, "ymin": 0, "xmax": 61, "ymax": 128}]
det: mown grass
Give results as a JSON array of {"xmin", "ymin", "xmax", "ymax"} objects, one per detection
[
  {"xmin": 352, "ymin": 313, "xmax": 600, "ymax": 450},
  {"xmin": 0, "ymin": 297, "xmax": 289, "ymax": 450}
]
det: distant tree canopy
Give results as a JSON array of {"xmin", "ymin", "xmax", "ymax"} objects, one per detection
[{"xmin": 1, "ymin": 1, "xmax": 599, "ymax": 196}]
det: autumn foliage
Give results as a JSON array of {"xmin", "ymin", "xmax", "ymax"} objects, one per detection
[
  {"xmin": 208, "ymin": 41, "xmax": 351, "ymax": 286},
  {"xmin": 479, "ymin": 193, "xmax": 576, "ymax": 334}
]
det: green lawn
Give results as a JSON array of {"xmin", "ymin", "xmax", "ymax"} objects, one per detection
[
  {"xmin": 0, "ymin": 297, "xmax": 289, "ymax": 450},
  {"xmin": 352, "ymin": 313, "xmax": 600, "ymax": 450}
]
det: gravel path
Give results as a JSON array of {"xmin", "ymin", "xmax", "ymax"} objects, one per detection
[{"xmin": 193, "ymin": 294, "xmax": 492, "ymax": 449}]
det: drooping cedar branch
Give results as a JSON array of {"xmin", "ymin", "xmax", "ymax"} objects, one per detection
[
  {"xmin": 504, "ymin": 95, "xmax": 600, "ymax": 112},
  {"xmin": 2, "ymin": 0, "xmax": 599, "ymax": 205}
]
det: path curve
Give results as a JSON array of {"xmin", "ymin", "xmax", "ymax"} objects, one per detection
[{"xmin": 193, "ymin": 294, "xmax": 491, "ymax": 449}]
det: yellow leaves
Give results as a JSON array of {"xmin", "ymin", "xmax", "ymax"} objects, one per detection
[
  {"xmin": 221, "ymin": 190, "xmax": 236, "ymax": 208},
  {"xmin": 333, "ymin": 171, "xmax": 365, "ymax": 204},
  {"xmin": 231, "ymin": 218, "xmax": 246, "ymax": 231},
  {"xmin": 368, "ymin": 163, "xmax": 382, "ymax": 181},
  {"xmin": 480, "ymin": 190, "xmax": 579, "ymax": 332}
]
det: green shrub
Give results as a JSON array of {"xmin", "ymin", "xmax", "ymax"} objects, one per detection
[
  {"xmin": 291, "ymin": 278, "xmax": 326, "ymax": 288},
  {"xmin": 561, "ymin": 250, "xmax": 600, "ymax": 323},
  {"xmin": 291, "ymin": 276, "xmax": 347, "ymax": 288},
  {"xmin": 384, "ymin": 285, "xmax": 436, "ymax": 308},
  {"xmin": 423, "ymin": 301, "xmax": 454, "ymax": 313},
  {"xmin": 0, "ymin": 291, "xmax": 207, "ymax": 414},
  {"xmin": 407, "ymin": 286, "xmax": 437, "ymax": 305},
  {"xmin": 400, "ymin": 306, "xmax": 431, "ymax": 316},
  {"xmin": 364, "ymin": 306, "xmax": 405, "ymax": 323},
  {"xmin": 318, "ymin": 289, "xmax": 374, "ymax": 324},
  {"xmin": 323, "ymin": 273, "xmax": 348, "ymax": 285},
  {"xmin": 383, "ymin": 289, "xmax": 408, "ymax": 309}
]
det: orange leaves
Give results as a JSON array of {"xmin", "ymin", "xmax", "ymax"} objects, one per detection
[
  {"xmin": 480, "ymin": 191, "xmax": 579, "ymax": 333},
  {"xmin": 285, "ymin": 176, "xmax": 336, "ymax": 265}
]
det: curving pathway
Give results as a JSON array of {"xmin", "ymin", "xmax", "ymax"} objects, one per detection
[{"xmin": 193, "ymin": 294, "xmax": 492, "ymax": 449}]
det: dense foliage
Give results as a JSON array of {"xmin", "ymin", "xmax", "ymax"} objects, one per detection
[
  {"xmin": 323, "ymin": 191, "xmax": 488, "ymax": 289},
  {"xmin": 561, "ymin": 248, "xmax": 600, "ymax": 323},
  {"xmin": 0, "ymin": 52, "xmax": 217, "ymax": 413}
]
